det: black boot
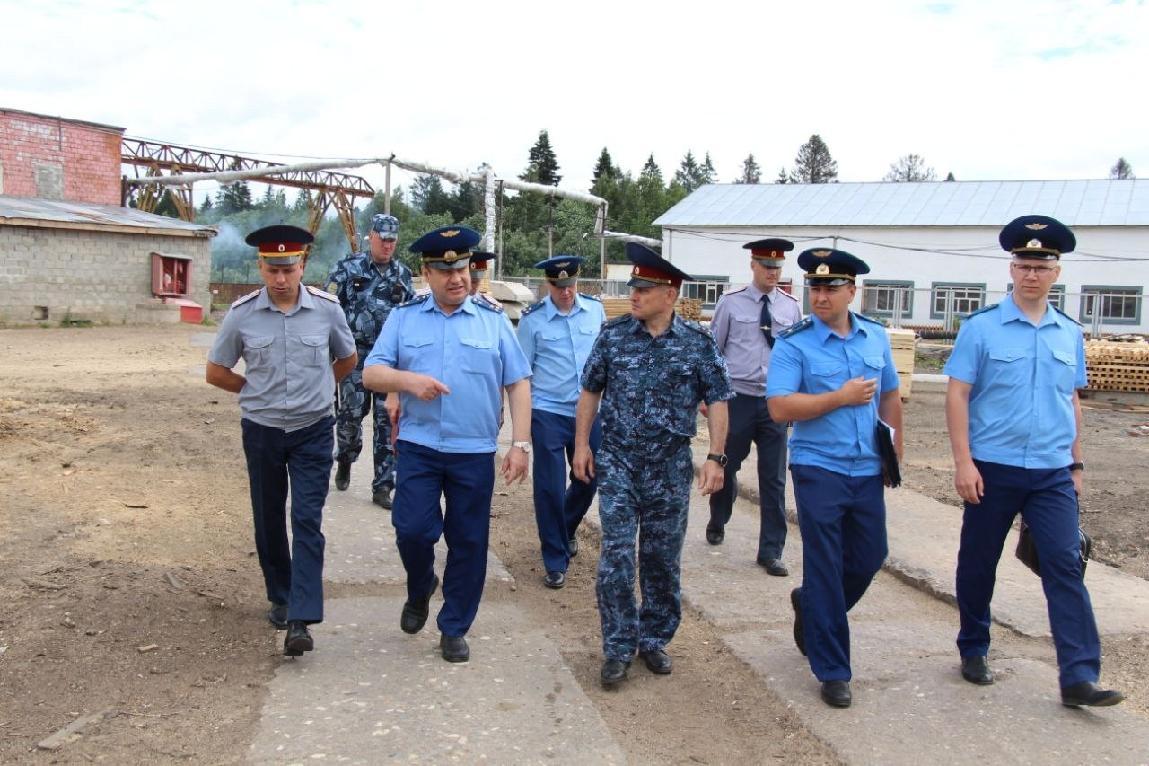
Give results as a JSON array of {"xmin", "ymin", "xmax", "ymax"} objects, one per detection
[{"xmin": 334, "ymin": 459, "xmax": 351, "ymax": 491}]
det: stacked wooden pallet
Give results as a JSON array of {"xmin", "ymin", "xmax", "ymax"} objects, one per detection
[
  {"xmin": 1085, "ymin": 339, "xmax": 1149, "ymax": 392},
  {"xmin": 887, "ymin": 328, "xmax": 916, "ymax": 400},
  {"xmin": 600, "ymin": 298, "xmax": 703, "ymax": 321}
]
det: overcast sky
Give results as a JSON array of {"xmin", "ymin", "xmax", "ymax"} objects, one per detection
[{"xmin": 3, "ymin": 0, "xmax": 1146, "ymax": 204}]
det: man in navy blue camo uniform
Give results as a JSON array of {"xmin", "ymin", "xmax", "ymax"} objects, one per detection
[
  {"xmin": 574, "ymin": 243, "xmax": 733, "ymax": 689},
  {"xmin": 326, "ymin": 213, "xmax": 414, "ymax": 508}
]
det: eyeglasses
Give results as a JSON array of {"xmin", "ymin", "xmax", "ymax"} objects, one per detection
[{"xmin": 1011, "ymin": 263, "xmax": 1057, "ymax": 274}]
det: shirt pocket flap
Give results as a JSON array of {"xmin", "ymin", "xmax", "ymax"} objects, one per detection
[
  {"xmin": 864, "ymin": 355, "xmax": 886, "ymax": 370},
  {"xmin": 1051, "ymin": 349, "xmax": 1076, "ymax": 365},
  {"xmin": 403, "ymin": 336, "xmax": 434, "ymax": 348},
  {"xmin": 298, "ymin": 334, "xmax": 326, "ymax": 348},
  {"xmin": 541, "ymin": 331, "xmax": 565, "ymax": 342},
  {"xmin": 247, "ymin": 335, "xmax": 275, "ymax": 350},
  {"xmin": 460, "ymin": 338, "xmax": 493, "ymax": 350},
  {"xmin": 989, "ymin": 347, "xmax": 1027, "ymax": 363},
  {"xmin": 811, "ymin": 363, "xmax": 842, "ymax": 377}
]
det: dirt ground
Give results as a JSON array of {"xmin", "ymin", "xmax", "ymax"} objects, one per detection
[{"xmin": 1, "ymin": 325, "xmax": 1146, "ymax": 763}]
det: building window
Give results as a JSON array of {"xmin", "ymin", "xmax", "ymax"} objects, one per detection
[
  {"xmin": 1006, "ymin": 283, "xmax": 1065, "ymax": 310},
  {"xmin": 862, "ymin": 280, "xmax": 914, "ymax": 318},
  {"xmin": 1079, "ymin": 285, "xmax": 1142, "ymax": 325},
  {"xmin": 151, "ymin": 252, "xmax": 193, "ymax": 297},
  {"xmin": 931, "ymin": 282, "xmax": 986, "ymax": 319},
  {"xmin": 680, "ymin": 275, "xmax": 728, "ymax": 309}
]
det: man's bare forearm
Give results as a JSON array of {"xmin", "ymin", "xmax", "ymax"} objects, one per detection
[
  {"xmin": 705, "ymin": 399, "xmax": 729, "ymax": 454},
  {"xmin": 768, "ymin": 390, "xmax": 843, "ymax": 423},
  {"xmin": 505, "ymin": 379, "xmax": 532, "ymax": 442},
  {"xmin": 575, "ymin": 390, "xmax": 602, "ymax": 448}
]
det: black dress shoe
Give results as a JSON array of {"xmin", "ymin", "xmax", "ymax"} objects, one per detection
[
  {"xmin": 705, "ymin": 526, "xmax": 724, "ymax": 545},
  {"xmin": 543, "ymin": 571, "xmax": 566, "ymax": 589},
  {"xmin": 1061, "ymin": 681, "xmax": 1125, "ymax": 708},
  {"xmin": 400, "ymin": 575, "xmax": 439, "ymax": 634},
  {"xmin": 440, "ymin": 634, "xmax": 470, "ymax": 663},
  {"xmin": 640, "ymin": 649, "xmax": 673, "ymax": 675},
  {"xmin": 790, "ymin": 588, "xmax": 806, "ymax": 657},
  {"xmin": 960, "ymin": 655, "xmax": 994, "ymax": 685},
  {"xmin": 600, "ymin": 658, "xmax": 630, "ymax": 687},
  {"xmin": 334, "ymin": 459, "xmax": 351, "ymax": 491},
  {"xmin": 758, "ymin": 557, "xmax": 789, "ymax": 577},
  {"xmin": 284, "ymin": 621, "xmax": 314, "ymax": 656},
  {"xmin": 266, "ymin": 603, "xmax": 288, "ymax": 630},
  {"xmin": 568, "ymin": 537, "xmax": 579, "ymax": 557},
  {"xmin": 372, "ymin": 489, "xmax": 392, "ymax": 509},
  {"xmin": 821, "ymin": 680, "xmax": 852, "ymax": 708}
]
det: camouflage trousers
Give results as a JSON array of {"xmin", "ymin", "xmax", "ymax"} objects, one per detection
[
  {"xmin": 595, "ymin": 441, "xmax": 693, "ymax": 661},
  {"xmin": 334, "ymin": 364, "xmax": 395, "ymax": 493}
]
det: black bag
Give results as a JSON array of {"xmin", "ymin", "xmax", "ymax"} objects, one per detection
[
  {"xmin": 875, "ymin": 420, "xmax": 901, "ymax": 488},
  {"xmin": 1015, "ymin": 521, "xmax": 1092, "ymax": 578}
]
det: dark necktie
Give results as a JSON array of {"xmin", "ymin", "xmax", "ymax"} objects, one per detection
[{"xmin": 760, "ymin": 294, "xmax": 775, "ymax": 348}]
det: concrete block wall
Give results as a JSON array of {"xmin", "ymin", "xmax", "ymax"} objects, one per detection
[
  {"xmin": 0, "ymin": 110, "xmax": 123, "ymax": 205},
  {"xmin": 0, "ymin": 225, "xmax": 212, "ymax": 325}
]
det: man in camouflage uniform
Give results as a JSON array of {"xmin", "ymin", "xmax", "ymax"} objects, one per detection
[
  {"xmin": 573, "ymin": 243, "xmax": 734, "ymax": 689},
  {"xmin": 326, "ymin": 214, "xmax": 415, "ymax": 508}
]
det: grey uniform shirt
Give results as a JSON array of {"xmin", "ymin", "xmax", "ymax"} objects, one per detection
[
  {"xmin": 208, "ymin": 286, "xmax": 355, "ymax": 431},
  {"xmin": 710, "ymin": 284, "xmax": 803, "ymax": 397}
]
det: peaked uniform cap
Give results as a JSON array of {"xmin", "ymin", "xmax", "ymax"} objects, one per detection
[
  {"xmin": 999, "ymin": 215, "xmax": 1075, "ymax": 260},
  {"xmin": 625, "ymin": 242, "xmax": 693, "ymax": 288},
  {"xmin": 409, "ymin": 226, "xmax": 482, "ymax": 270},
  {"xmin": 245, "ymin": 224, "xmax": 313, "ymax": 265},
  {"xmin": 796, "ymin": 248, "xmax": 869, "ymax": 286},
  {"xmin": 534, "ymin": 255, "xmax": 584, "ymax": 286},
  {"xmin": 371, "ymin": 214, "xmax": 400, "ymax": 239},
  {"xmin": 743, "ymin": 238, "xmax": 794, "ymax": 263}
]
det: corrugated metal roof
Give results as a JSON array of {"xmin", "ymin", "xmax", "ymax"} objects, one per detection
[
  {"xmin": 653, "ymin": 180, "xmax": 1149, "ymax": 228},
  {"xmin": 0, "ymin": 195, "xmax": 215, "ymax": 235}
]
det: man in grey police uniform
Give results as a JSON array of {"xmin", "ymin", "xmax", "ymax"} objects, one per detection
[
  {"xmin": 207, "ymin": 224, "xmax": 357, "ymax": 657},
  {"xmin": 705, "ymin": 238, "xmax": 803, "ymax": 576}
]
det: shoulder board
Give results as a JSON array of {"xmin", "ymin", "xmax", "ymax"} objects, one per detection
[
  {"xmin": 965, "ymin": 302, "xmax": 1000, "ymax": 320},
  {"xmin": 1052, "ymin": 304, "xmax": 1083, "ymax": 326},
  {"xmin": 854, "ymin": 312, "xmax": 886, "ymax": 327},
  {"xmin": 679, "ymin": 318, "xmax": 712, "ymax": 337},
  {"xmin": 521, "ymin": 299, "xmax": 546, "ymax": 317},
  {"xmin": 579, "ymin": 292, "xmax": 601, "ymax": 302},
  {"xmin": 396, "ymin": 294, "xmax": 430, "ymax": 309},
  {"xmin": 723, "ymin": 285, "xmax": 749, "ymax": 295},
  {"xmin": 474, "ymin": 294, "xmax": 505, "ymax": 313},
  {"xmin": 778, "ymin": 316, "xmax": 813, "ymax": 339},
  {"xmin": 776, "ymin": 289, "xmax": 799, "ymax": 302},
  {"xmin": 603, "ymin": 314, "xmax": 632, "ymax": 329},
  {"xmin": 230, "ymin": 288, "xmax": 261, "ymax": 308},
  {"xmin": 306, "ymin": 285, "xmax": 340, "ymax": 303}
]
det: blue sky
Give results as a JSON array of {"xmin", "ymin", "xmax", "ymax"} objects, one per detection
[{"xmin": 2, "ymin": 0, "xmax": 1146, "ymax": 203}]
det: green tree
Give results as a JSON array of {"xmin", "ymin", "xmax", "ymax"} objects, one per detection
[
  {"xmin": 199, "ymin": 195, "xmax": 214, "ymax": 214},
  {"xmin": 673, "ymin": 151, "xmax": 702, "ymax": 193},
  {"xmin": 790, "ymin": 135, "xmax": 838, "ymax": 183},
  {"xmin": 699, "ymin": 152, "xmax": 717, "ymax": 186},
  {"xmin": 217, "ymin": 181, "xmax": 253, "ymax": 214},
  {"xmin": 154, "ymin": 189, "xmax": 181, "ymax": 218},
  {"xmin": 775, "ymin": 166, "xmax": 789, "ymax": 184},
  {"xmin": 883, "ymin": 153, "xmax": 937, "ymax": 182},
  {"xmin": 1110, "ymin": 157, "xmax": 1136, "ymax": 180},
  {"xmin": 591, "ymin": 147, "xmax": 620, "ymax": 191},
  {"xmin": 411, "ymin": 174, "xmax": 452, "ymax": 216},
  {"xmin": 522, "ymin": 129, "xmax": 562, "ymax": 186},
  {"xmin": 944, "ymin": 171, "xmax": 956, "ymax": 182},
  {"xmin": 736, "ymin": 154, "xmax": 762, "ymax": 184}
]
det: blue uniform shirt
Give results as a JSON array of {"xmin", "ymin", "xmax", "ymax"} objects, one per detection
[
  {"xmin": 516, "ymin": 293, "xmax": 606, "ymax": 417},
  {"xmin": 365, "ymin": 295, "xmax": 531, "ymax": 453},
  {"xmin": 943, "ymin": 293, "xmax": 1086, "ymax": 469},
  {"xmin": 581, "ymin": 313, "xmax": 734, "ymax": 463},
  {"xmin": 208, "ymin": 286, "xmax": 356, "ymax": 431},
  {"xmin": 326, "ymin": 252, "xmax": 414, "ymax": 350},
  {"xmin": 766, "ymin": 313, "xmax": 899, "ymax": 477}
]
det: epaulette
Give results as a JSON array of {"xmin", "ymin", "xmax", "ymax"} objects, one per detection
[
  {"xmin": 521, "ymin": 299, "xmax": 546, "ymax": 317},
  {"xmin": 579, "ymin": 292, "xmax": 601, "ymax": 302},
  {"xmin": 1052, "ymin": 304, "xmax": 1083, "ymax": 326},
  {"xmin": 723, "ymin": 285, "xmax": 749, "ymax": 295},
  {"xmin": 965, "ymin": 303, "xmax": 1000, "ymax": 320},
  {"xmin": 230, "ymin": 288, "xmax": 260, "ymax": 308},
  {"xmin": 776, "ymin": 289, "xmax": 799, "ymax": 302},
  {"xmin": 603, "ymin": 314, "xmax": 632, "ymax": 328},
  {"xmin": 396, "ymin": 294, "xmax": 430, "ymax": 309},
  {"xmin": 779, "ymin": 316, "xmax": 813, "ymax": 338},
  {"xmin": 854, "ymin": 312, "xmax": 886, "ymax": 327},
  {"xmin": 306, "ymin": 285, "xmax": 340, "ymax": 303},
  {"xmin": 474, "ymin": 294, "xmax": 504, "ymax": 313},
  {"xmin": 680, "ymin": 318, "xmax": 713, "ymax": 338}
]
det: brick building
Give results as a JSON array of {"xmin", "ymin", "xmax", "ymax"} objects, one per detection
[{"xmin": 0, "ymin": 107, "xmax": 216, "ymax": 325}]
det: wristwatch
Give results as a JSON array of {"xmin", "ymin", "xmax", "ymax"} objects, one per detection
[
  {"xmin": 1068, "ymin": 461, "xmax": 1084, "ymax": 472},
  {"xmin": 512, "ymin": 440, "xmax": 532, "ymax": 455},
  {"xmin": 706, "ymin": 453, "xmax": 729, "ymax": 467}
]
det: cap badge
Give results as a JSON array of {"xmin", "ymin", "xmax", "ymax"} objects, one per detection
[
  {"xmin": 816, "ymin": 264, "xmax": 830, "ymax": 276},
  {"xmin": 1025, "ymin": 223, "xmax": 1048, "ymax": 231},
  {"xmin": 558, "ymin": 269, "xmax": 569, "ymax": 279},
  {"xmin": 277, "ymin": 244, "xmax": 285, "ymax": 252},
  {"xmin": 1026, "ymin": 238, "xmax": 1043, "ymax": 249},
  {"xmin": 442, "ymin": 229, "xmax": 460, "ymax": 238},
  {"xmin": 812, "ymin": 250, "xmax": 832, "ymax": 258}
]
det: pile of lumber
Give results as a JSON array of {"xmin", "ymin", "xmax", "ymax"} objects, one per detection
[
  {"xmin": 887, "ymin": 328, "xmax": 916, "ymax": 400},
  {"xmin": 1085, "ymin": 339, "xmax": 1149, "ymax": 392},
  {"xmin": 600, "ymin": 297, "xmax": 703, "ymax": 321}
]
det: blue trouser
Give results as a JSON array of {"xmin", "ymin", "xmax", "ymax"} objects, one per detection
[
  {"xmin": 335, "ymin": 356, "xmax": 395, "ymax": 493},
  {"xmin": 956, "ymin": 460, "xmax": 1101, "ymax": 688},
  {"xmin": 531, "ymin": 409, "xmax": 602, "ymax": 573},
  {"xmin": 392, "ymin": 440, "xmax": 495, "ymax": 638},
  {"xmin": 241, "ymin": 415, "xmax": 333, "ymax": 624},
  {"xmin": 596, "ymin": 443, "xmax": 693, "ymax": 661},
  {"xmin": 707, "ymin": 392, "xmax": 789, "ymax": 560},
  {"xmin": 791, "ymin": 464, "xmax": 887, "ymax": 682}
]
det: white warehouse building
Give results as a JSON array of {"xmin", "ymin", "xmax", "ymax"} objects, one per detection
[{"xmin": 654, "ymin": 179, "xmax": 1149, "ymax": 335}]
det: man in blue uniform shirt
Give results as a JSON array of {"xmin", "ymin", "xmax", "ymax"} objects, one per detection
[
  {"xmin": 207, "ymin": 225, "xmax": 357, "ymax": 657},
  {"xmin": 363, "ymin": 225, "xmax": 532, "ymax": 664},
  {"xmin": 326, "ymin": 213, "xmax": 415, "ymax": 508},
  {"xmin": 517, "ymin": 255, "xmax": 606, "ymax": 589},
  {"xmin": 944, "ymin": 215, "xmax": 1123, "ymax": 708},
  {"xmin": 574, "ymin": 243, "xmax": 734, "ymax": 689},
  {"xmin": 706, "ymin": 238, "xmax": 803, "ymax": 576},
  {"xmin": 766, "ymin": 248, "xmax": 902, "ymax": 709}
]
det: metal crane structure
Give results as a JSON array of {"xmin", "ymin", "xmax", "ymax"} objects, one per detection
[{"xmin": 120, "ymin": 138, "xmax": 376, "ymax": 249}]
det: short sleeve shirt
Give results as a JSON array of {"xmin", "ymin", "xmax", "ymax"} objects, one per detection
[
  {"xmin": 208, "ymin": 286, "xmax": 356, "ymax": 431},
  {"xmin": 516, "ymin": 293, "xmax": 606, "ymax": 417},
  {"xmin": 581, "ymin": 313, "xmax": 734, "ymax": 463},
  {"xmin": 711, "ymin": 284, "xmax": 803, "ymax": 396},
  {"xmin": 943, "ymin": 294, "xmax": 1086, "ymax": 469},
  {"xmin": 365, "ymin": 295, "xmax": 531, "ymax": 454},
  {"xmin": 766, "ymin": 313, "xmax": 900, "ymax": 477}
]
